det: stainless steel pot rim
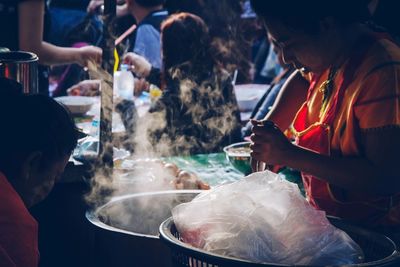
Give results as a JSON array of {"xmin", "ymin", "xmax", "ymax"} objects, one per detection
[
  {"xmin": 0, "ymin": 51, "xmax": 38, "ymax": 62},
  {"xmin": 223, "ymin": 141, "xmax": 251, "ymax": 153},
  {"xmin": 86, "ymin": 189, "xmax": 203, "ymax": 239},
  {"xmin": 104, "ymin": 189, "xmax": 203, "ymax": 205},
  {"xmin": 85, "ymin": 209, "xmax": 161, "ymax": 239}
]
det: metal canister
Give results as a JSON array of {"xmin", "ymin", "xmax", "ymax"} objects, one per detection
[{"xmin": 0, "ymin": 51, "xmax": 39, "ymax": 94}]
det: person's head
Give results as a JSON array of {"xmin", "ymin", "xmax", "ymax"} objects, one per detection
[
  {"xmin": 250, "ymin": 0, "xmax": 370, "ymax": 73},
  {"xmin": 0, "ymin": 78, "xmax": 78, "ymax": 207},
  {"xmin": 161, "ymin": 12, "xmax": 213, "ymax": 80},
  {"xmin": 126, "ymin": 0, "xmax": 165, "ymax": 21}
]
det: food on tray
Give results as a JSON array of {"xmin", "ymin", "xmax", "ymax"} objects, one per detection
[
  {"xmin": 118, "ymin": 158, "xmax": 210, "ymax": 190},
  {"xmin": 164, "ymin": 162, "xmax": 180, "ymax": 177},
  {"xmin": 153, "ymin": 160, "xmax": 211, "ymax": 190},
  {"xmin": 169, "ymin": 165, "xmax": 210, "ymax": 190}
]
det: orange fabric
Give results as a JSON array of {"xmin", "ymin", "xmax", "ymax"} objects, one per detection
[
  {"xmin": 0, "ymin": 172, "xmax": 39, "ymax": 267},
  {"xmin": 310, "ymin": 39, "xmax": 400, "ymax": 155},
  {"xmin": 292, "ymin": 36, "xmax": 400, "ymax": 226}
]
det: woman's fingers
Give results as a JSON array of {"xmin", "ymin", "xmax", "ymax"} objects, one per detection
[{"xmin": 250, "ymin": 119, "xmax": 291, "ymax": 165}]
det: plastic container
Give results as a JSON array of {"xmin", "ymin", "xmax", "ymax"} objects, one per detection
[
  {"xmin": 159, "ymin": 217, "xmax": 400, "ymax": 267},
  {"xmin": 114, "ymin": 64, "xmax": 134, "ymax": 100},
  {"xmin": 89, "ymin": 115, "xmax": 100, "ymax": 137}
]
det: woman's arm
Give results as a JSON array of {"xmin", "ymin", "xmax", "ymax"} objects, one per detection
[
  {"xmin": 264, "ymin": 70, "xmax": 309, "ymax": 131},
  {"xmin": 18, "ymin": 0, "xmax": 101, "ymax": 67},
  {"xmin": 251, "ymin": 123, "xmax": 400, "ymax": 195}
]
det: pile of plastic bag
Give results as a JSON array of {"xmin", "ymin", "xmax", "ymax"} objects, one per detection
[{"xmin": 172, "ymin": 170, "xmax": 364, "ymax": 265}]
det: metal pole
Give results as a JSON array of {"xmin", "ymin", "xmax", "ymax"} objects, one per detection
[{"xmin": 99, "ymin": 0, "xmax": 116, "ymax": 170}]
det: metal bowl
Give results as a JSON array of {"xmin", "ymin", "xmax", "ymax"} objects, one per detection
[
  {"xmin": 223, "ymin": 141, "xmax": 252, "ymax": 175},
  {"xmin": 55, "ymin": 96, "xmax": 94, "ymax": 116},
  {"xmin": 86, "ymin": 190, "xmax": 201, "ymax": 267}
]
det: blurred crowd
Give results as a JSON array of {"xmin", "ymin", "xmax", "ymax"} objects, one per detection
[
  {"xmin": 43, "ymin": 0, "xmax": 292, "ymax": 154},
  {"xmin": 1, "ymin": 0, "xmax": 400, "ymax": 267},
  {"xmin": 47, "ymin": 0, "xmax": 274, "ymax": 97}
]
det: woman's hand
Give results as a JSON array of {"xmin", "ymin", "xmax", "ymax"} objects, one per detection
[
  {"xmin": 134, "ymin": 78, "xmax": 150, "ymax": 96},
  {"xmin": 77, "ymin": 46, "xmax": 102, "ymax": 68},
  {"xmin": 67, "ymin": 80, "xmax": 100, "ymax": 96},
  {"xmin": 249, "ymin": 119, "xmax": 296, "ymax": 166},
  {"xmin": 123, "ymin": 52, "xmax": 152, "ymax": 78}
]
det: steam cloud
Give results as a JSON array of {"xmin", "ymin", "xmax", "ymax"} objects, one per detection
[
  {"xmin": 85, "ymin": 70, "xmax": 240, "ymax": 207},
  {"xmin": 85, "ymin": 1, "xmax": 253, "ymax": 233}
]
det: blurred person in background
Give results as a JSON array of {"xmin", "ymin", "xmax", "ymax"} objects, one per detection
[
  {"xmin": 249, "ymin": 0, "xmax": 400, "ymax": 241},
  {"xmin": 136, "ymin": 12, "xmax": 242, "ymax": 155},
  {"xmin": 122, "ymin": 0, "xmax": 168, "ymax": 93},
  {"xmin": 47, "ymin": 0, "xmax": 102, "ymax": 48},
  {"xmin": 86, "ymin": 0, "xmax": 136, "ymax": 40},
  {"xmin": 52, "ymin": 0, "xmax": 91, "ymax": 11},
  {"xmin": 87, "ymin": 0, "xmax": 129, "ymax": 16},
  {"xmin": 124, "ymin": 0, "xmax": 254, "ymax": 92},
  {"xmin": 254, "ymin": 41, "xmax": 284, "ymax": 84},
  {"xmin": 46, "ymin": 0, "xmax": 104, "ymax": 97},
  {"xmin": 164, "ymin": 0, "xmax": 203, "ymax": 15},
  {"xmin": 0, "ymin": 78, "xmax": 78, "ymax": 267},
  {"xmin": 199, "ymin": 0, "xmax": 253, "ymax": 84},
  {"xmin": 241, "ymin": 33, "xmax": 295, "ymax": 139},
  {"xmin": 124, "ymin": 0, "xmax": 168, "ymax": 70},
  {"xmin": 0, "ymin": 0, "xmax": 102, "ymax": 95},
  {"xmin": 70, "ymin": 0, "xmax": 168, "ymax": 96}
]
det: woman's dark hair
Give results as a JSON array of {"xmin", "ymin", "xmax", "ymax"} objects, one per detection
[
  {"xmin": 166, "ymin": 1, "xmax": 252, "ymax": 83},
  {"xmin": 0, "ymin": 78, "xmax": 78, "ymax": 179},
  {"xmin": 161, "ymin": 12, "xmax": 215, "ymax": 87},
  {"xmin": 250, "ymin": 0, "xmax": 371, "ymax": 34}
]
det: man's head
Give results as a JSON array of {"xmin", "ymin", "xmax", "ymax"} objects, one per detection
[
  {"xmin": 126, "ymin": 0, "xmax": 165, "ymax": 22},
  {"xmin": 250, "ymin": 0, "xmax": 370, "ymax": 73},
  {"xmin": 0, "ymin": 78, "xmax": 78, "ymax": 207}
]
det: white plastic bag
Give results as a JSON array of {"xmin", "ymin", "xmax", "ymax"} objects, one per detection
[{"xmin": 172, "ymin": 170, "xmax": 364, "ymax": 265}]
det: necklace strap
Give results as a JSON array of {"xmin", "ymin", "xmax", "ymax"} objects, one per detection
[{"xmin": 319, "ymin": 66, "xmax": 339, "ymax": 117}]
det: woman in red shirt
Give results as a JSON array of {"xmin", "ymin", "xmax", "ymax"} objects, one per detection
[{"xmin": 249, "ymin": 0, "xmax": 400, "ymax": 238}]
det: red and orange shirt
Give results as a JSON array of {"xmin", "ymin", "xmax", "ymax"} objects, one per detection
[
  {"xmin": 305, "ymin": 38, "xmax": 400, "ymax": 157},
  {"xmin": 0, "ymin": 172, "xmax": 39, "ymax": 267}
]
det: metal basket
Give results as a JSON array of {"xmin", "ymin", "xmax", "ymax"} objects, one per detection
[{"xmin": 159, "ymin": 217, "xmax": 400, "ymax": 267}]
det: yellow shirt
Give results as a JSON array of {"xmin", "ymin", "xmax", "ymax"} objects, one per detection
[{"xmin": 307, "ymin": 38, "xmax": 400, "ymax": 156}]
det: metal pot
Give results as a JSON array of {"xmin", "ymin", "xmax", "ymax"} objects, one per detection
[
  {"xmin": 0, "ymin": 51, "xmax": 39, "ymax": 94},
  {"xmin": 86, "ymin": 190, "xmax": 202, "ymax": 267}
]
